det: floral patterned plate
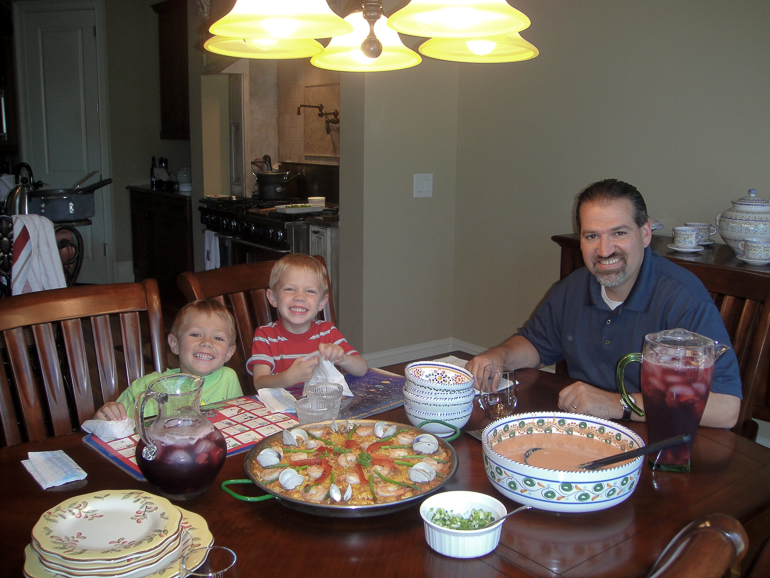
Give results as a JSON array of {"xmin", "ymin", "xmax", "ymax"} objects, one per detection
[
  {"xmin": 25, "ymin": 509, "xmax": 212, "ymax": 578},
  {"xmin": 31, "ymin": 491, "xmax": 182, "ymax": 563}
]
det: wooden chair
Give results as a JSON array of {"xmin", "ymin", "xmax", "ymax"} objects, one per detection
[
  {"xmin": 177, "ymin": 257, "xmax": 336, "ymax": 393},
  {"xmin": 646, "ymin": 513, "xmax": 748, "ymax": 578},
  {"xmin": 678, "ymin": 262, "xmax": 770, "ymax": 440},
  {"xmin": 0, "ymin": 280, "xmax": 167, "ymax": 446}
]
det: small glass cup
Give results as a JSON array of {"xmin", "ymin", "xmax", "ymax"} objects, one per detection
[
  {"xmin": 181, "ymin": 546, "xmax": 237, "ymax": 577},
  {"xmin": 295, "ymin": 396, "xmax": 338, "ymax": 424},
  {"xmin": 479, "ymin": 364, "xmax": 517, "ymax": 420},
  {"xmin": 306, "ymin": 382, "xmax": 343, "ymax": 415}
]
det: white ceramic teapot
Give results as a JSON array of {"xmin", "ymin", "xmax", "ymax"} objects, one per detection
[{"xmin": 716, "ymin": 188, "xmax": 770, "ymax": 254}]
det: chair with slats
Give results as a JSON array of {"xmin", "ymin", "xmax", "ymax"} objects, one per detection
[
  {"xmin": 0, "ymin": 280, "xmax": 167, "ymax": 446},
  {"xmin": 646, "ymin": 513, "xmax": 748, "ymax": 578},
  {"xmin": 676, "ymin": 262, "xmax": 770, "ymax": 440},
  {"xmin": 177, "ymin": 256, "xmax": 336, "ymax": 393}
]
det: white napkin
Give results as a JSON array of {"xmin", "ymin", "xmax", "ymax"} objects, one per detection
[
  {"xmin": 301, "ymin": 351, "xmax": 354, "ymax": 397},
  {"xmin": 432, "ymin": 355, "xmax": 517, "ymax": 394},
  {"xmin": 81, "ymin": 417, "xmax": 136, "ymax": 442},
  {"xmin": 23, "ymin": 451, "xmax": 87, "ymax": 489},
  {"xmin": 258, "ymin": 388, "xmax": 298, "ymax": 414}
]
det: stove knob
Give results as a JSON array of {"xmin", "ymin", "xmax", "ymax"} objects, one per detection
[
  {"xmin": 276, "ymin": 229, "xmax": 285, "ymax": 242},
  {"xmin": 230, "ymin": 219, "xmax": 238, "ymax": 232},
  {"xmin": 268, "ymin": 228, "xmax": 277, "ymax": 241},
  {"xmin": 248, "ymin": 224, "xmax": 256, "ymax": 236}
]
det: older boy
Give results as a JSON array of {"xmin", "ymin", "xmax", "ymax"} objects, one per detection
[
  {"xmin": 93, "ymin": 299, "xmax": 242, "ymax": 420},
  {"xmin": 248, "ymin": 254, "xmax": 368, "ymax": 389}
]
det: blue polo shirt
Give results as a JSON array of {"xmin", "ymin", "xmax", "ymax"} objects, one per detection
[{"xmin": 520, "ymin": 246, "xmax": 742, "ymax": 398}]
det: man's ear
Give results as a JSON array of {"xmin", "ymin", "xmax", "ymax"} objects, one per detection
[
  {"xmin": 225, "ymin": 345, "xmax": 237, "ymax": 362},
  {"xmin": 266, "ymin": 289, "xmax": 278, "ymax": 307},
  {"xmin": 168, "ymin": 333, "xmax": 180, "ymax": 355}
]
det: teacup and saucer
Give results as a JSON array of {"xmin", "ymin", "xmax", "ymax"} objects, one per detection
[{"xmin": 668, "ymin": 226, "xmax": 704, "ymax": 253}]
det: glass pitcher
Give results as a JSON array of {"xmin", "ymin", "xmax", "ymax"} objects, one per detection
[
  {"xmin": 135, "ymin": 373, "xmax": 227, "ymax": 500},
  {"xmin": 616, "ymin": 329, "xmax": 729, "ymax": 472}
]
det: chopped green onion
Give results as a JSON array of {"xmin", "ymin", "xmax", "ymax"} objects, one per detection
[{"xmin": 428, "ymin": 508, "xmax": 496, "ymax": 530}]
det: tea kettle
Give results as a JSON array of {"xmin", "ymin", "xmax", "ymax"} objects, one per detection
[{"xmin": 5, "ymin": 163, "xmax": 41, "ymax": 216}]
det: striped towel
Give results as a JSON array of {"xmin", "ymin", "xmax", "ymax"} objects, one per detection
[{"xmin": 11, "ymin": 215, "xmax": 67, "ymax": 295}]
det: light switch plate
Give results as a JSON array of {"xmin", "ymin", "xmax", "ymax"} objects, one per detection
[{"xmin": 414, "ymin": 173, "xmax": 433, "ymax": 198}]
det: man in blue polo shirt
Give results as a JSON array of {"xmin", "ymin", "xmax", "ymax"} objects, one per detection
[{"xmin": 467, "ymin": 179, "xmax": 741, "ymax": 428}]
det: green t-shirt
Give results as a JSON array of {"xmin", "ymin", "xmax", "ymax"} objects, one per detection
[{"xmin": 116, "ymin": 367, "xmax": 243, "ymax": 418}]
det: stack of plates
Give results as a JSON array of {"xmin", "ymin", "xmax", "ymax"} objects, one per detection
[{"xmin": 24, "ymin": 490, "xmax": 212, "ymax": 578}]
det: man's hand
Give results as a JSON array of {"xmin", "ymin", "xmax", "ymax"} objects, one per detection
[
  {"xmin": 466, "ymin": 352, "xmax": 506, "ymax": 391},
  {"xmin": 557, "ymin": 381, "xmax": 628, "ymax": 420},
  {"xmin": 93, "ymin": 402, "xmax": 127, "ymax": 421}
]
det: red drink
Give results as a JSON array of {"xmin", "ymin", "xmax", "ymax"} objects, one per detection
[
  {"xmin": 136, "ymin": 417, "xmax": 227, "ymax": 500},
  {"xmin": 640, "ymin": 358, "xmax": 713, "ymax": 472}
]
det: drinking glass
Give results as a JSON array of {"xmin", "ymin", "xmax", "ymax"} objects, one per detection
[
  {"xmin": 295, "ymin": 396, "xmax": 338, "ymax": 424},
  {"xmin": 181, "ymin": 546, "xmax": 238, "ymax": 577},
  {"xmin": 306, "ymin": 382, "xmax": 343, "ymax": 416},
  {"xmin": 479, "ymin": 364, "xmax": 517, "ymax": 419}
]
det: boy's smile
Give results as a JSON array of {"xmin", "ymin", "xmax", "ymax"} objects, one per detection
[
  {"xmin": 168, "ymin": 311, "xmax": 236, "ymax": 376},
  {"xmin": 267, "ymin": 268, "xmax": 328, "ymax": 334}
]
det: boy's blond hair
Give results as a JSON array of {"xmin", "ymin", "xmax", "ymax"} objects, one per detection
[
  {"xmin": 171, "ymin": 299, "xmax": 236, "ymax": 346},
  {"xmin": 269, "ymin": 254, "xmax": 329, "ymax": 296}
]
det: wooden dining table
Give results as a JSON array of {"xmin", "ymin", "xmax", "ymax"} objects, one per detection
[{"xmin": 3, "ymin": 365, "xmax": 770, "ymax": 578}]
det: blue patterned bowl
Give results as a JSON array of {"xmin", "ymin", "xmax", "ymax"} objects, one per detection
[{"xmin": 482, "ymin": 412, "xmax": 644, "ymax": 513}]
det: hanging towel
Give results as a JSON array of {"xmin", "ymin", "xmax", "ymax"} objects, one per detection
[
  {"xmin": 11, "ymin": 215, "xmax": 67, "ymax": 295},
  {"xmin": 204, "ymin": 230, "xmax": 220, "ymax": 270}
]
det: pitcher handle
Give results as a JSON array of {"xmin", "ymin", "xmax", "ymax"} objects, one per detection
[
  {"xmin": 615, "ymin": 353, "xmax": 645, "ymax": 417},
  {"xmin": 134, "ymin": 390, "xmax": 167, "ymax": 460}
]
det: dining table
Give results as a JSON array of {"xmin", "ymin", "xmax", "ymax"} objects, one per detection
[{"xmin": 3, "ymin": 363, "xmax": 770, "ymax": 578}]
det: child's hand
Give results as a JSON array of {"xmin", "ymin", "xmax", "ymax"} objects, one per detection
[
  {"xmin": 318, "ymin": 342, "xmax": 346, "ymax": 365},
  {"xmin": 286, "ymin": 354, "xmax": 320, "ymax": 384},
  {"xmin": 93, "ymin": 402, "xmax": 127, "ymax": 421}
]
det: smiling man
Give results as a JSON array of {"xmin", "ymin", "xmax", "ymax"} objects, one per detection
[{"xmin": 467, "ymin": 179, "xmax": 741, "ymax": 428}]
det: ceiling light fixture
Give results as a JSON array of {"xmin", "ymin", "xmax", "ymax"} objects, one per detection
[
  {"xmin": 203, "ymin": 36, "xmax": 324, "ymax": 59},
  {"xmin": 208, "ymin": 0, "xmax": 353, "ymax": 40},
  {"xmin": 388, "ymin": 0, "xmax": 530, "ymax": 39},
  {"xmin": 311, "ymin": 11, "xmax": 421, "ymax": 72},
  {"xmin": 419, "ymin": 32, "xmax": 538, "ymax": 63}
]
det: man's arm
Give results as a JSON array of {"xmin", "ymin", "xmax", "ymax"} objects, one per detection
[{"xmin": 466, "ymin": 335, "xmax": 541, "ymax": 388}]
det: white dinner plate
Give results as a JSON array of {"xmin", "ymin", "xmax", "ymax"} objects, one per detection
[
  {"xmin": 275, "ymin": 205, "xmax": 324, "ymax": 214},
  {"xmin": 32, "ymin": 491, "xmax": 182, "ymax": 563}
]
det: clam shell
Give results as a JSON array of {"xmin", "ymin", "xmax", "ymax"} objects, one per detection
[
  {"xmin": 278, "ymin": 468, "xmax": 304, "ymax": 490},
  {"xmin": 283, "ymin": 428, "xmax": 309, "ymax": 446},
  {"xmin": 413, "ymin": 434, "xmax": 439, "ymax": 455},
  {"xmin": 408, "ymin": 462, "xmax": 437, "ymax": 483},
  {"xmin": 256, "ymin": 447, "xmax": 282, "ymax": 467},
  {"xmin": 330, "ymin": 483, "xmax": 353, "ymax": 502},
  {"xmin": 331, "ymin": 419, "xmax": 350, "ymax": 433},
  {"xmin": 374, "ymin": 421, "xmax": 397, "ymax": 439}
]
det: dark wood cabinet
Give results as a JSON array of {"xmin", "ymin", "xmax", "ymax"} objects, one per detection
[
  {"xmin": 129, "ymin": 186, "xmax": 193, "ymax": 305},
  {"xmin": 0, "ymin": 4, "xmax": 20, "ymax": 171},
  {"xmin": 152, "ymin": 0, "xmax": 189, "ymax": 140}
]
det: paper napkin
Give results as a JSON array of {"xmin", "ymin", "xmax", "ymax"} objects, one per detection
[
  {"xmin": 258, "ymin": 388, "xmax": 298, "ymax": 414},
  {"xmin": 301, "ymin": 351, "xmax": 354, "ymax": 397},
  {"xmin": 23, "ymin": 451, "xmax": 87, "ymax": 489},
  {"xmin": 81, "ymin": 417, "xmax": 136, "ymax": 442}
]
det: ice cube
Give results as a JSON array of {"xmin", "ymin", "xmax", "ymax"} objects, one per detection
[{"xmin": 166, "ymin": 449, "xmax": 194, "ymax": 466}]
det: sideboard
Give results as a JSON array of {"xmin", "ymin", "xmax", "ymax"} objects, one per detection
[{"xmin": 551, "ymin": 233, "xmax": 770, "ymax": 429}]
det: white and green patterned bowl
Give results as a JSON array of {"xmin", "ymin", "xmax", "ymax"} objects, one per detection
[
  {"xmin": 405, "ymin": 361, "xmax": 474, "ymax": 392},
  {"xmin": 482, "ymin": 412, "xmax": 644, "ymax": 513}
]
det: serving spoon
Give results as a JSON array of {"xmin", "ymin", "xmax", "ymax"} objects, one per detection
[
  {"xmin": 523, "ymin": 433, "xmax": 692, "ymax": 471},
  {"xmin": 482, "ymin": 504, "xmax": 532, "ymax": 529}
]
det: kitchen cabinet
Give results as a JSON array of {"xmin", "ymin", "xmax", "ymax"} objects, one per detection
[
  {"xmin": 129, "ymin": 186, "xmax": 193, "ymax": 306},
  {"xmin": 309, "ymin": 223, "xmax": 339, "ymax": 315},
  {"xmin": 0, "ymin": 3, "xmax": 20, "ymax": 169},
  {"xmin": 152, "ymin": 0, "xmax": 189, "ymax": 140}
]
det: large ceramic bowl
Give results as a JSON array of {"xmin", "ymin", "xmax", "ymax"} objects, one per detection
[
  {"xmin": 405, "ymin": 361, "xmax": 474, "ymax": 392},
  {"xmin": 482, "ymin": 412, "xmax": 644, "ymax": 513},
  {"xmin": 404, "ymin": 404, "xmax": 473, "ymax": 436}
]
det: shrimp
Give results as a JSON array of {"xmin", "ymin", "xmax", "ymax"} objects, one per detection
[
  {"xmin": 396, "ymin": 432, "xmax": 415, "ymax": 445},
  {"xmin": 306, "ymin": 439, "xmax": 326, "ymax": 450},
  {"xmin": 306, "ymin": 465, "xmax": 325, "ymax": 480},
  {"xmin": 337, "ymin": 453, "xmax": 357, "ymax": 468},
  {"xmin": 389, "ymin": 448, "xmax": 408, "ymax": 458},
  {"xmin": 307, "ymin": 427, "xmax": 326, "ymax": 437},
  {"xmin": 375, "ymin": 484, "xmax": 407, "ymax": 499},
  {"xmin": 289, "ymin": 452, "xmax": 308, "ymax": 462},
  {"xmin": 373, "ymin": 462, "xmax": 392, "ymax": 476},
  {"xmin": 301, "ymin": 484, "xmax": 328, "ymax": 503},
  {"xmin": 344, "ymin": 472, "xmax": 361, "ymax": 485},
  {"xmin": 260, "ymin": 468, "xmax": 281, "ymax": 483},
  {"xmin": 356, "ymin": 426, "xmax": 374, "ymax": 437},
  {"xmin": 420, "ymin": 457, "xmax": 447, "ymax": 474}
]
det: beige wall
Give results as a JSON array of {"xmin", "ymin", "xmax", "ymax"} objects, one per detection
[{"xmin": 340, "ymin": 0, "xmax": 770, "ymax": 357}]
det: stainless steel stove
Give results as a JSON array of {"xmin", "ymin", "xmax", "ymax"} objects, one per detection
[{"xmin": 199, "ymin": 196, "xmax": 338, "ymax": 266}]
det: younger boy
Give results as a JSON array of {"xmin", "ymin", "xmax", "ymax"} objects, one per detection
[
  {"xmin": 93, "ymin": 299, "xmax": 242, "ymax": 420},
  {"xmin": 248, "ymin": 254, "xmax": 368, "ymax": 389}
]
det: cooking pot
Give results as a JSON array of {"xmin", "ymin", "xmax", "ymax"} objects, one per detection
[
  {"xmin": 26, "ymin": 178, "xmax": 112, "ymax": 222},
  {"xmin": 4, "ymin": 163, "xmax": 38, "ymax": 216},
  {"xmin": 254, "ymin": 170, "xmax": 301, "ymax": 200}
]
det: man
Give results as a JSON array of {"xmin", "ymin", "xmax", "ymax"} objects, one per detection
[{"xmin": 467, "ymin": 179, "xmax": 741, "ymax": 428}]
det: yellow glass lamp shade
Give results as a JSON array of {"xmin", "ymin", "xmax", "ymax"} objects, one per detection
[
  {"xmin": 209, "ymin": 0, "xmax": 353, "ymax": 40},
  {"xmin": 388, "ymin": 0, "xmax": 531, "ymax": 39},
  {"xmin": 419, "ymin": 32, "xmax": 538, "ymax": 63},
  {"xmin": 204, "ymin": 36, "xmax": 323, "ymax": 59},
  {"xmin": 311, "ymin": 13, "xmax": 421, "ymax": 72}
]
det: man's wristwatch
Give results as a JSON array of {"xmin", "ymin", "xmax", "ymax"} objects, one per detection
[{"xmin": 619, "ymin": 394, "xmax": 636, "ymax": 421}]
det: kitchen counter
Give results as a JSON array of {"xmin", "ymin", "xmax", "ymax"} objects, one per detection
[{"xmin": 127, "ymin": 183, "xmax": 191, "ymax": 200}]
